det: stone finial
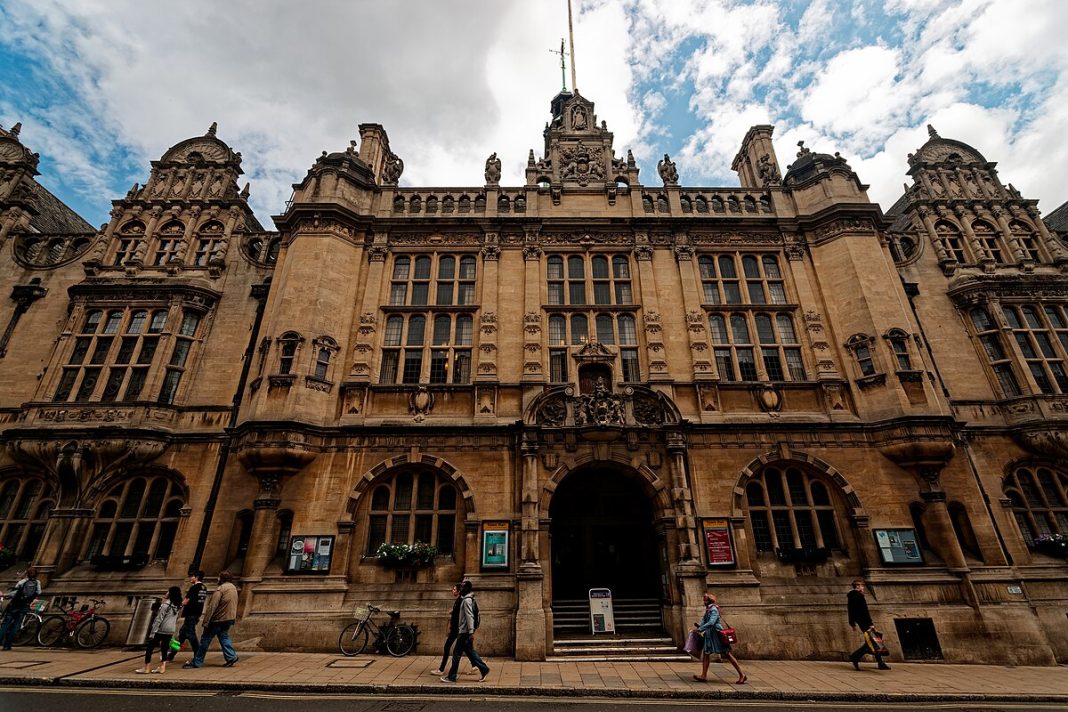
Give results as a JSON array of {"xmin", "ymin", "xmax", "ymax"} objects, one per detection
[
  {"xmin": 10, "ymin": 122, "xmax": 22, "ymax": 137},
  {"xmin": 240, "ymin": 183, "xmax": 250, "ymax": 199},
  {"xmin": 927, "ymin": 124, "xmax": 939, "ymax": 139},
  {"xmin": 206, "ymin": 122, "xmax": 218, "ymax": 137},
  {"xmin": 627, "ymin": 149, "xmax": 635, "ymax": 167},
  {"xmin": 527, "ymin": 149, "xmax": 536, "ymax": 167}
]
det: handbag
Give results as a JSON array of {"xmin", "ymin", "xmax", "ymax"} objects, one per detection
[
  {"xmin": 864, "ymin": 627, "xmax": 889, "ymax": 656},
  {"xmin": 684, "ymin": 629, "xmax": 703, "ymax": 657},
  {"xmin": 715, "ymin": 605, "xmax": 738, "ymax": 646}
]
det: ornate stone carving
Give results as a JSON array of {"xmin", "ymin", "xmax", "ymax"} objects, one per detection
[
  {"xmin": 674, "ymin": 244, "xmax": 694, "ymax": 261},
  {"xmin": 657, "ymin": 154, "xmax": 679, "ymax": 185},
  {"xmin": 559, "ymin": 142, "xmax": 604, "ymax": 185},
  {"xmin": 366, "ymin": 245, "xmax": 388, "ymax": 262},
  {"xmin": 523, "ymin": 312, "xmax": 541, "ymax": 335},
  {"xmin": 381, "ymin": 152, "xmax": 404, "ymax": 185},
  {"xmin": 409, "ymin": 386, "xmax": 434, "ymax": 422},
  {"xmin": 484, "ymin": 153, "xmax": 501, "ymax": 185},
  {"xmin": 633, "ymin": 244, "xmax": 653, "ymax": 261},
  {"xmin": 758, "ymin": 153, "xmax": 781, "ymax": 186},
  {"xmin": 575, "ymin": 378, "xmax": 626, "ymax": 426},
  {"xmin": 522, "ymin": 245, "xmax": 542, "ymax": 261}
]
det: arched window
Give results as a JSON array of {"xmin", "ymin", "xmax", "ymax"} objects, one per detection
[
  {"xmin": 0, "ymin": 477, "xmax": 54, "ymax": 562},
  {"xmin": 277, "ymin": 332, "xmax": 303, "ymax": 375},
  {"xmin": 885, "ymin": 329, "xmax": 913, "ymax": 371},
  {"xmin": 934, "ymin": 221, "xmax": 967, "ymax": 262},
  {"xmin": 745, "ymin": 465, "xmax": 843, "ymax": 555},
  {"xmin": 153, "ymin": 221, "xmax": 184, "ymax": 266},
  {"xmin": 86, "ymin": 475, "xmax": 185, "ymax": 563},
  {"xmin": 1004, "ymin": 465, "xmax": 1068, "ymax": 543},
  {"xmin": 194, "ymin": 221, "xmax": 226, "ymax": 266},
  {"xmin": 1010, "ymin": 220, "xmax": 1042, "ymax": 263},
  {"xmin": 846, "ymin": 334, "xmax": 878, "ymax": 378},
  {"xmin": 972, "ymin": 220, "xmax": 1004, "ymax": 264},
  {"xmin": 114, "ymin": 220, "xmax": 146, "ymax": 266},
  {"xmin": 366, "ymin": 470, "xmax": 460, "ymax": 556},
  {"xmin": 1001, "ymin": 304, "xmax": 1068, "ymax": 394}
]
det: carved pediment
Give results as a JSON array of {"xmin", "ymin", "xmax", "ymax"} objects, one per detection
[{"xmin": 525, "ymin": 384, "xmax": 681, "ymax": 430}]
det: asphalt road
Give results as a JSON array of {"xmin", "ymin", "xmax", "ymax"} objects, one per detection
[{"xmin": 2, "ymin": 688, "xmax": 1067, "ymax": 712}]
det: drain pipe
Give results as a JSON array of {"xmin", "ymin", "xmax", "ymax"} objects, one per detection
[{"xmin": 191, "ymin": 280, "xmax": 270, "ymax": 570}]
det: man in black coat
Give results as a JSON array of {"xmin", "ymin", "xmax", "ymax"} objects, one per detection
[{"xmin": 847, "ymin": 579, "xmax": 890, "ymax": 670}]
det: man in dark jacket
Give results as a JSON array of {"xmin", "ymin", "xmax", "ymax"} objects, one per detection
[
  {"xmin": 847, "ymin": 579, "xmax": 889, "ymax": 670},
  {"xmin": 440, "ymin": 580, "xmax": 489, "ymax": 683},
  {"xmin": 168, "ymin": 569, "xmax": 208, "ymax": 662},
  {"xmin": 0, "ymin": 567, "xmax": 40, "ymax": 650}
]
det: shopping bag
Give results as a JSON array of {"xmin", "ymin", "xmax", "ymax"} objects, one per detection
[
  {"xmin": 864, "ymin": 627, "xmax": 889, "ymax": 656},
  {"xmin": 684, "ymin": 629, "xmax": 703, "ymax": 657}
]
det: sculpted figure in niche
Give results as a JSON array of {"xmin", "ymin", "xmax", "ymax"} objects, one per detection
[
  {"xmin": 572, "ymin": 106, "xmax": 588, "ymax": 131},
  {"xmin": 484, "ymin": 152, "xmax": 501, "ymax": 185},
  {"xmin": 382, "ymin": 152, "xmax": 404, "ymax": 185},
  {"xmin": 657, "ymin": 154, "xmax": 679, "ymax": 185}
]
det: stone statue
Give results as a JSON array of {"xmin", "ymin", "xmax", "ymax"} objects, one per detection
[
  {"xmin": 657, "ymin": 154, "xmax": 679, "ymax": 185},
  {"xmin": 758, "ymin": 153, "xmax": 781, "ymax": 186},
  {"xmin": 572, "ymin": 106, "xmax": 588, "ymax": 131},
  {"xmin": 382, "ymin": 152, "xmax": 404, "ymax": 185},
  {"xmin": 484, "ymin": 152, "xmax": 501, "ymax": 185}
]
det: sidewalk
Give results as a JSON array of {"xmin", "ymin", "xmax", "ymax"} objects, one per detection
[{"xmin": 1, "ymin": 647, "xmax": 1066, "ymax": 703}]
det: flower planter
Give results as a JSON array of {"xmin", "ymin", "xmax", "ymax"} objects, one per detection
[
  {"xmin": 776, "ymin": 546, "xmax": 832, "ymax": 564},
  {"xmin": 375, "ymin": 542, "xmax": 438, "ymax": 569},
  {"xmin": 1032, "ymin": 536, "xmax": 1068, "ymax": 559}
]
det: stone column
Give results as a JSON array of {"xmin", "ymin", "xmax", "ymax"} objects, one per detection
[
  {"xmin": 666, "ymin": 432, "xmax": 700, "ymax": 563},
  {"xmin": 955, "ymin": 206, "xmax": 993, "ymax": 270},
  {"xmin": 1025, "ymin": 205, "xmax": 1068, "ymax": 267},
  {"xmin": 917, "ymin": 206, "xmax": 950, "ymax": 263},
  {"xmin": 476, "ymin": 232, "xmax": 500, "ymax": 383},
  {"xmin": 673, "ymin": 234, "xmax": 715, "ymax": 381},
  {"xmin": 990, "ymin": 205, "xmax": 1029, "ymax": 266},
  {"xmin": 521, "ymin": 227, "xmax": 544, "ymax": 383},
  {"xmin": 633, "ymin": 234, "xmax": 670, "ymax": 381},
  {"xmin": 514, "ymin": 433, "xmax": 546, "ymax": 661}
]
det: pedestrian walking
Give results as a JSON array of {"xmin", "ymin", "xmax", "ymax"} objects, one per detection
[
  {"xmin": 847, "ymin": 578, "xmax": 890, "ymax": 670},
  {"xmin": 167, "ymin": 569, "xmax": 208, "ymax": 662},
  {"xmin": 692, "ymin": 591, "xmax": 746, "ymax": 684},
  {"xmin": 136, "ymin": 586, "xmax": 182, "ymax": 674},
  {"xmin": 184, "ymin": 571, "xmax": 239, "ymax": 669},
  {"xmin": 431, "ymin": 583, "xmax": 463, "ymax": 675},
  {"xmin": 0, "ymin": 567, "xmax": 40, "ymax": 651},
  {"xmin": 440, "ymin": 580, "xmax": 489, "ymax": 683}
]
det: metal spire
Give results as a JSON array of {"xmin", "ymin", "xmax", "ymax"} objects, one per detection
[{"xmin": 550, "ymin": 38, "xmax": 567, "ymax": 92}]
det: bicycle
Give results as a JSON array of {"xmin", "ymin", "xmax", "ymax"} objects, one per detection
[
  {"xmin": 338, "ymin": 603, "xmax": 417, "ymax": 657},
  {"xmin": 37, "ymin": 598, "xmax": 110, "ymax": 648},
  {"xmin": 0, "ymin": 597, "xmax": 45, "ymax": 646}
]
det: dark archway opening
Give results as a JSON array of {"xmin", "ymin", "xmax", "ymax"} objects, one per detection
[{"xmin": 549, "ymin": 467, "xmax": 660, "ymax": 601}]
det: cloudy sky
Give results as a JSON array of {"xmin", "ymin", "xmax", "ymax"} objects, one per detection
[{"xmin": 1, "ymin": 0, "xmax": 1066, "ymax": 228}]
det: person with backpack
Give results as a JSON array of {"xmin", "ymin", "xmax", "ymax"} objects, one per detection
[
  {"xmin": 167, "ymin": 570, "xmax": 208, "ymax": 662},
  {"xmin": 0, "ymin": 567, "xmax": 41, "ymax": 651},
  {"xmin": 440, "ymin": 580, "xmax": 489, "ymax": 683},
  {"xmin": 432, "ymin": 583, "xmax": 474, "ymax": 676},
  {"xmin": 136, "ymin": 586, "xmax": 182, "ymax": 674}
]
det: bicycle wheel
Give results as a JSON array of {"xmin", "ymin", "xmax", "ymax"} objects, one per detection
[
  {"xmin": 13, "ymin": 615, "xmax": 41, "ymax": 646},
  {"xmin": 37, "ymin": 615, "xmax": 66, "ymax": 646},
  {"xmin": 338, "ymin": 621, "xmax": 369, "ymax": 656},
  {"xmin": 385, "ymin": 624, "xmax": 416, "ymax": 657},
  {"xmin": 75, "ymin": 616, "xmax": 110, "ymax": 649}
]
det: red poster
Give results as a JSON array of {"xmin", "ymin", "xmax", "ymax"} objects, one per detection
[{"xmin": 702, "ymin": 518, "xmax": 735, "ymax": 567}]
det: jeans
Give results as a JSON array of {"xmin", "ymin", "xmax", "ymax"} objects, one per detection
[
  {"xmin": 144, "ymin": 632, "xmax": 172, "ymax": 665},
  {"xmin": 168, "ymin": 615, "xmax": 200, "ymax": 661},
  {"xmin": 0, "ymin": 606, "xmax": 28, "ymax": 649},
  {"xmin": 438, "ymin": 631, "xmax": 459, "ymax": 671},
  {"xmin": 190, "ymin": 620, "xmax": 237, "ymax": 667},
  {"xmin": 446, "ymin": 633, "xmax": 488, "ymax": 680}
]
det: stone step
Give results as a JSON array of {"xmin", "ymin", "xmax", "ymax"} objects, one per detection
[
  {"xmin": 554, "ymin": 637, "xmax": 674, "ymax": 646},
  {"xmin": 546, "ymin": 654, "xmax": 693, "ymax": 662}
]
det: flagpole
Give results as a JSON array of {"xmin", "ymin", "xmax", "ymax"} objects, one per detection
[{"xmin": 567, "ymin": 0, "xmax": 578, "ymax": 93}]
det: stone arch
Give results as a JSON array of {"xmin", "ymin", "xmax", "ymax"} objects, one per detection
[
  {"xmin": 539, "ymin": 451, "xmax": 672, "ymax": 517},
  {"xmin": 731, "ymin": 447, "xmax": 864, "ymax": 518},
  {"xmin": 349, "ymin": 453, "xmax": 477, "ymax": 519},
  {"xmin": 82, "ymin": 463, "xmax": 190, "ymax": 507}
]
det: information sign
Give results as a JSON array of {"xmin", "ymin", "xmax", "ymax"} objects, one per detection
[
  {"xmin": 701, "ymin": 517, "xmax": 736, "ymax": 567},
  {"xmin": 286, "ymin": 534, "xmax": 334, "ymax": 574},
  {"xmin": 589, "ymin": 588, "xmax": 615, "ymax": 634},
  {"xmin": 874, "ymin": 528, "xmax": 924, "ymax": 564},
  {"xmin": 481, "ymin": 521, "xmax": 510, "ymax": 570}
]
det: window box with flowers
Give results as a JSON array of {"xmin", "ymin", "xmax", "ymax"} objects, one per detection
[
  {"xmin": 374, "ymin": 542, "xmax": 439, "ymax": 569},
  {"xmin": 1032, "ymin": 534, "xmax": 1068, "ymax": 559},
  {"xmin": 0, "ymin": 544, "xmax": 16, "ymax": 570}
]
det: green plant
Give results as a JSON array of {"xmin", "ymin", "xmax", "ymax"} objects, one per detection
[
  {"xmin": 0, "ymin": 544, "xmax": 16, "ymax": 570},
  {"xmin": 375, "ymin": 542, "xmax": 439, "ymax": 568}
]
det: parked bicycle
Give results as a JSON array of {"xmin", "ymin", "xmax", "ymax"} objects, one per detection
[
  {"xmin": 338, "ymin": 603, "xmax": 416, "ymax": 657},
  {"xmin": 0, "ymin": 598, "xmax": 44, "ymax": 646},
  {"xmin": 38, "ymin": 598, "xmax": 110, "ymax": 648}
]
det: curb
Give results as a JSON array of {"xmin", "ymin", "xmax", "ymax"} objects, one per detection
[{"xmin": 2, "ymin": 675, "xmax": 1068, "ymax": 704}]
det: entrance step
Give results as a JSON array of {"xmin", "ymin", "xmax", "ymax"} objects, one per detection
[
  {"xmin": 549, "ymin": 635, "xmax": 690, "ymax": 662},
  {"xmin": 552, "ymin": 598, "xmax": 664, "ymax": 634}
]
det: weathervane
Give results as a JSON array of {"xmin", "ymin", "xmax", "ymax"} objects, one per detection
[{"xmin": 548, "ymin": 0, "xmax": 579, "ymax": 93}]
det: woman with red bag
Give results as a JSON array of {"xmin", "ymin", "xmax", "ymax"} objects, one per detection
[{"xmin": 692, "ymin": 591, "xmax": 746, "ymax": 684}]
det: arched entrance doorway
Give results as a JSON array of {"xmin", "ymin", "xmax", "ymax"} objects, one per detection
[{"xmin": 549, "ymin": 466, "xmax": 663, "ymax": 606}]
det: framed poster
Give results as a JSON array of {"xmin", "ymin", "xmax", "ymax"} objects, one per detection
[
  {"xmin": 286, "ymin": 534, "xmax": 335, "ymax": 574},
  {"xmin": 481, "ymin": 521, "xmax": 510, "ymax": 570},
  {"xmin": 701, "ymin": 517, "xmax": 736, "ymax": 567},
  {"xmin": 874, "ymin": 528, "xmax": 924, "ymax": 564}
]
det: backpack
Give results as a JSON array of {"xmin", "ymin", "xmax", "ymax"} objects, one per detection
[
  {"xmin": 13, "ymin": 578, "xmax": 39, "ymax": 604},
  {"xmin": 470, "ymin": 596, "xmax": 480, "ymax": 630}
]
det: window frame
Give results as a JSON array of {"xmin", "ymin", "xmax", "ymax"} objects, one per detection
[{"xmin": 364, "ymin": 469, "xmax": 461, "ymax": 557}]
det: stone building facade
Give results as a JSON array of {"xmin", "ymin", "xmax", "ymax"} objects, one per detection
[{"xmin": 0, "ymin": 90, "xmax": 1066, "ymax": 664}]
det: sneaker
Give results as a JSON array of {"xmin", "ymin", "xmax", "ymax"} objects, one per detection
[
  {"xmin": 478, "ymin": 672, "xmax": 489, "ymax": 682},
  {"xmin": 223, "ymin": 657, "xmax": 239, "ymax": 668},
  {"xmin": 440, "ymin": 676, "xmax": 455, "ymax": 683},
  {"xmin": 878, "ymin": 663, "xmax": 891, "ymax": 670},
  {"xmin": 182, "ymin": 662, "xmax": 199, "ymax": 669},
  {"xmin": 134, "ymin": 668, "xmax": 149, "ymax": 674}
]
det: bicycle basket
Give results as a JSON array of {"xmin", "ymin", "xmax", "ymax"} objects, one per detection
[{"xmin": 353, "ymin": 605, "xmax": 370, "ymax": 619}]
